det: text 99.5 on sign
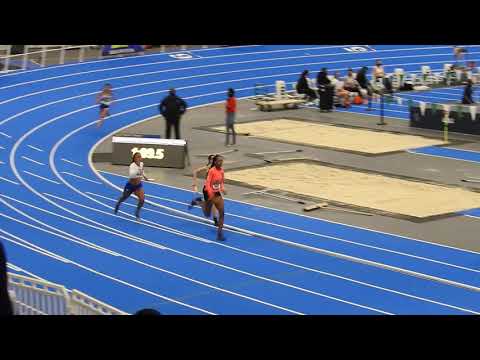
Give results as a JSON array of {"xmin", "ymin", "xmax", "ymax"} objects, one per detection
[{"xmin": 131, "ymin": 147, "xmax": 165, "ymax": 160}]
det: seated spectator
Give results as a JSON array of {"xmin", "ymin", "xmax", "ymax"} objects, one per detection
[
  {"xmin": 0, "ymin": 242, "xmax": 13, "ymax": 316},
  {"xmin": 372, "ymin": 60, "xmax": 394, "ymax": 94},
  {"xmin": 372, "ymin": 59, "xmax": 385, "ymax": 81},
  {"xmin": 332, "ymin": 72, "xmax": 350, "ymax": 108},
  {"xmin": 454, "ymin": 46, "xmax": 467, "ymax": 68},
  {"xmin": 296, "ymin": 70, "xmax": 317, "ymax": 102},
  {"xmin": 462, "ymin": 79, "xmax": 475, "ymax": 104},
  {"xmin": 343, "ymin": 68, "xmax": 360, "ymax": 93},
  {"xmin": 356, "ymin": 66, "xmax": 373, "ymax": 99}
]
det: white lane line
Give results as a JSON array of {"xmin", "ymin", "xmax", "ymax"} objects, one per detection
[
  {"xmin": 0, "ymin": 145, "xmax": 5, "ymax": 149},
  {"xmin": 0, "ymin": 161, "xmax": 4, "ymax": 165},
  {"xmin": 41, "ymin": 192, "xmax": 209, "ymax": 244},
  {"xmin": 0, "ymin": 45, "xmax": 466, "ymax": 93},
  {"xmin": 82, "ymin": 192, "xmax": 480, "ymax": 314},
  {"xmin": 30, "ymin": 198, "xmax": 387, "ymax": 315},
  {"xmin": 93, "ymin": 161, "xmax": 480, "ymax": 293},
  {"xmin": 1, "ymin": 45, "xmax": 469, "ymax": 83},
  {"xmin": 142, "ymin": 192, "xmax": 480, "ymax": 275},
  {"xmin": 0, "ymin": 131, "xmax": 11, "ymax": 138},
  {"xmin": 0, "ymin": 234, "xmax": 71, "ymax": 264},
  {"xmin": 7, "ymin": 262, "xmax": 46, "ymax": 281},
  {"xmin": 400, "ymin": 93, "xmax": 459, "ymax": 102},
  {"xmin": 0, "ymin": 208, "xmax": 299, "ymax": 315},
  {"xmin": 32, "ymin": 124, "xmax": 393, "ymax": 315},
  {"xmin": 0, "ymin": 45, "xmax": 266, "ymax": 79},
  {"xmin": 0, "ymin": 49, "xmax": 476, "ymax": 113},
  {"xmin": 0, "ymin": 176, "xmax": 19, "ymax": 185},
  {"xmin": 0, "ymin": 205, "xmax": 122, "ymax": 257},
  {"xmin": 3, "ymin": 89, "xmax": 470, "ymax": 312},
  {"xmin": 7, "ymin": 47, "xmax": 480, "ymax": 278},
  {"xmin": 61, "ymin": 158, "xmax": 83, "ymax": 167},
  {"xmin": 0, "ymin": 193, "xmax": 168, "ymax": 252},
  {"xmin": 21, "ymin": 156, "xmax": 45, "ymax": 166},
  {"xmin": 27, "ymin": 145, "xmax": 44, "ymax": 152},
  {"xmin": 406, "ymin": 150, "xmax": 480, "ymax": 165},
  {"xmin": 60, "ymin": 171, "xmax": 101, "ymax": 184},
  {"xmin": 86, "ymin": 191, "xmax": 250, "ymax": 237},
  {"xmin": 0, "ymin": 231, "xmax": 214, "ymax": 315},
  {"xmin": 23, "ymin": 171, "xmax": 61, "ymax": 184},
  {"xmin": 447, "ymin": 147, "xmax": 480, "ymax": 154},
  {"xmin": 1, "ymin": 58, "xmax": 469, "ymax": 134},
  {"xmin": 91, "ymin": 110, "xmax": 480, "ymax": 260},
  {"xmin": 0, "ymin": 46, "xmax": 360, "ymax": 91}
]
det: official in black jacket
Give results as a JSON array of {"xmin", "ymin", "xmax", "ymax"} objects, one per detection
[
  {"xmin": 462, "ymin": 79, "xmax": 475, "ymax": 105},
  {"xmin": 0, "ymin": 241, "xmax": 13, "ymax": 316},
  {"xmin": 159, "ymin": 88, "xmax": 188, "ymax": 139}
]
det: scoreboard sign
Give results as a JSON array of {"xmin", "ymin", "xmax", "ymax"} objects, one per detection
[{"xmin": 112, "ymin": 135, "xmax": 187, "ymax": 169}]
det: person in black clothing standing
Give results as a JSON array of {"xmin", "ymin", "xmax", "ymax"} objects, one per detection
[
  {"xmin": 296, "ymin": 70, "xmax": 317, "ymax": 102},
  {"xmin": 317, "ymin": 68, "xmax": 334, "ymax": 112},
  {"xmin": 0, "ymin": 241, "xmax": 13, "ymax": 316},
  {"xmin": 159, "ymin": 88, "xmax": 187, "ymax": 139},
  {"xmin": 462, "ymin": 79, "xmax": 475, "ymax": 104}
]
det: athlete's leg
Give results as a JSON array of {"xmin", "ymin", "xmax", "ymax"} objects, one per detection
[
  {"xmin": 134, "ymin": 188, "xmax": 145, "ymax": 219},
  {"xmin": 114, "ymin": 185, "xmax": 134, "ymax": 214},
  {"xmin": 211, "ymin": 194, "xmax": 225, "ymax": 240}
]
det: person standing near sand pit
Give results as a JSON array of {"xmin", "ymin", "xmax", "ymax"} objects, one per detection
[{"xmin": 225, "ymin": 88, "xmax": 237, "ymax": 146}]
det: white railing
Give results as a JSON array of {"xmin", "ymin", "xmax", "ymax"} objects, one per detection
[
  {"xmin": 7, "ymin": 272, "xmax": 128, "ymax": 315},
  {"xmin": 0, "ymin": 45, "xmax": 216, "ymax": 73},
  {"xmin": 69, "ymin": 290, "xmax": 127, "ymax": 315}
]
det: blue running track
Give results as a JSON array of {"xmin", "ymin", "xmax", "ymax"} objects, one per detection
[{"xmin": 2, "ymin": 45, "xmax": 480, "ymax": 314}]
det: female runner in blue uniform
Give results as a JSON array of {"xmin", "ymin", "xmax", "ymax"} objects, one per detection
[{"xmin": 114, "ymin": 152, "xmax": 152, "ymax": 220}]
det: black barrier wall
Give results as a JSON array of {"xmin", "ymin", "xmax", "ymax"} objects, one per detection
[{"xmin": 409, "ymin": 105, "xmax": 480, "ymax": 135}]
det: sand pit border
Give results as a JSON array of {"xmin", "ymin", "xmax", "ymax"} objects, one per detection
[
  {"xmin": 220, "ymin": 158, "xmax": 480, "ymax": 222},
  {"xmin": 194, "ymin": 117, "xmax": 470, "ymax": 156}
]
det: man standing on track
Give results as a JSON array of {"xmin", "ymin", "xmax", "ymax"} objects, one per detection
[{"xmin": 159, "ymin": 88, "xmax": 187, "ymax": 139}]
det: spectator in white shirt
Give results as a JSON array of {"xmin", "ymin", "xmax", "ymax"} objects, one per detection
[
  {"xmin": 343, "ymin": 68, "xmax": 360, "ymax": 93},
  {"xmin": 332, "ymin": 72, "xmax": 351, "ymax": 108}
]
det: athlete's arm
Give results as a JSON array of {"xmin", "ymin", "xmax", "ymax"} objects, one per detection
[{"xmin": 192, "ymin": 165, "xmax": 207, "ymax": 190}]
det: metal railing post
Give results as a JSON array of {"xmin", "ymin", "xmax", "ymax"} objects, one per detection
[
  {"xmin": 181, "ymin": 45, "xmax": 187, "ymax": 50},
  {"xmin": 22, "ymin": 45, "xmax": 29, "ymax": 70},
  {"xmin": 98, "ymin": 45, "xmax": 103, "ymax": 59},
  {"xmin": 161, "ymin": 45, "xmax": 165, "ymax": 52},
  {"xmin": 4, "ymin": 45, "xmax": 11, "ymax": 72},
  {"xmin": 79, "ymin": 46, "xmax": 85, "ymax": 62},
  {"xmin": 59, "ymin": 46, "xmax": 66, "ymax": 65},
  {"xmin": 41, "ymin": 46, "xmax": 47, "ymax": 67}
]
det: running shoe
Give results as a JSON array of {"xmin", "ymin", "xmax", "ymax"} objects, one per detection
[
  {"xmin": 188, "ymin": 197, "xmax": 202, "ymax": 210},
  {"xmin": 216, "ymin": 232, "xmax": 225, "ymax": 241}
]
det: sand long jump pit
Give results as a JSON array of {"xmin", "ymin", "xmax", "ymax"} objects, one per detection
[
  {"xmin": 210, "ymin": 118, "xmax": 447, "ymax": 155},
  {"xmin": 226, "ymin": 160, "xmax": 480, "ymax": 220}
]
